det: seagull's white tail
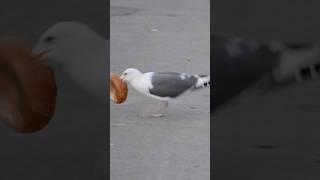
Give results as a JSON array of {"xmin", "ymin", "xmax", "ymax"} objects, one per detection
[{"xmin": 192, "ymin": 74, "xmax": 210, "ymax": 90}]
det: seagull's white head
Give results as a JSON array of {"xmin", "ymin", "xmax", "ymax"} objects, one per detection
[
  {"xmin": 32, "ymin": 21, "xmax": 104, "ymax": 65},
  {"xmin": 120, "ymin": 68, "xmax": 142, "ymax": 82}
]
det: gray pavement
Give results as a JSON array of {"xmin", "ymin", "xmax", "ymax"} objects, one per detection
[{"xmin": 110, "ymin": 0, "xmax": 210, "ymax": 180}]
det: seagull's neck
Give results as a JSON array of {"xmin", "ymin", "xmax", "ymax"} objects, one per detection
[
  {"xmin": 129, "ymin": 73, "xmax": 143, "ymax": 85},
  {"xmin": 128, "ymin": 72, "xmax": 154, "ymax": 96}
]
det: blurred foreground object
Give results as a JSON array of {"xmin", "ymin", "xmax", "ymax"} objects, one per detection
[
  {"xmin": 0, "ymin": 37, "xmax": 57, "ymax": 133},
  {"xmin": 33, "ymin": 21, "xmax": 108, "ymax": 101}
]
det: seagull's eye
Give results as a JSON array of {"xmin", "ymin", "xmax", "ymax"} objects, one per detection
[
  {"xmin": 44, "ymin": 36, "xmax": 55, "ymax": 43},
  {"xmin": 124, "ymin": 73, "xmax": 127, "ymax": 75}
]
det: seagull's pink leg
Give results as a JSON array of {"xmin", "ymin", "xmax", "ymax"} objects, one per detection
[
  {"xmin": 151, "ymin": 100, "xmax": 168, "ymax": 117},
  {"xmin": 138, "ymin": 100, "xmax": 168, "ymax": 118}
]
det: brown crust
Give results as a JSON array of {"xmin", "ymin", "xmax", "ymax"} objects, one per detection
[
  {"xmin": 110, "ymin": 73, "xmax": 128, "ymax": 104},
  {"xmin": 0, "ymin": 37, "xmax": 57, "ymax": 133}
]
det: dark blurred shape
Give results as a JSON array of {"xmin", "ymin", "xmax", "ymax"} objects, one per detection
[
  {"xmin": 0, "ymin": 37, "xmax": 57, "ymax": 133},
  {"xmin": 212, "ymin": 34, "xmax": 279, "ymax": 110}
]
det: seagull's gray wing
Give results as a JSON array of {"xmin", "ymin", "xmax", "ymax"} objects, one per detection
[{"xmin": 149, "ymin": 72, "xmax": 197, "ymax": 98}]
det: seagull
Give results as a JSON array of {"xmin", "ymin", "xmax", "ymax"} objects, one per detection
[
  {"xmin": 32, "ymin": 21, "xmax": 109, "ymax": 101},
  {"xmin": 120, "ymin": 68, "xmax": 210, "ymax": 117},
  {"xmin": 213, "ymin": 33, "xmax": 320, "ymax": 111}
]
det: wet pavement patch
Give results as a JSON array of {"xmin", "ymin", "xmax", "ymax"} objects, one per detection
[
  {"xmin": 111, "ymin": 6, "xmax": 143, "ymax": 16},
  {"xmin": 166, "ymin": 13, "xmax": 179, "ymax": 17}
]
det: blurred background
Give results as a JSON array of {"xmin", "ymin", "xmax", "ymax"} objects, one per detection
[
  {"xmin": 214, "ymin": 0, "xmax": 320, "ymax": 42},
  {"xmin": 214, "ymin": 0, "xmax": 320, "ymax": 179},
  {"xmin": 0, "ymin": 0, "xmax": 108, "ymax": 179}
]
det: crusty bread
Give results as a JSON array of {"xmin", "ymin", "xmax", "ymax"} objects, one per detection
[
  {"xmin": 0, "ymin": 37, "xmax": 57, "ymax": 133},
  {"xmin": 110, "ymin": 73, "xmax": 128, "ymax": 104}
]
